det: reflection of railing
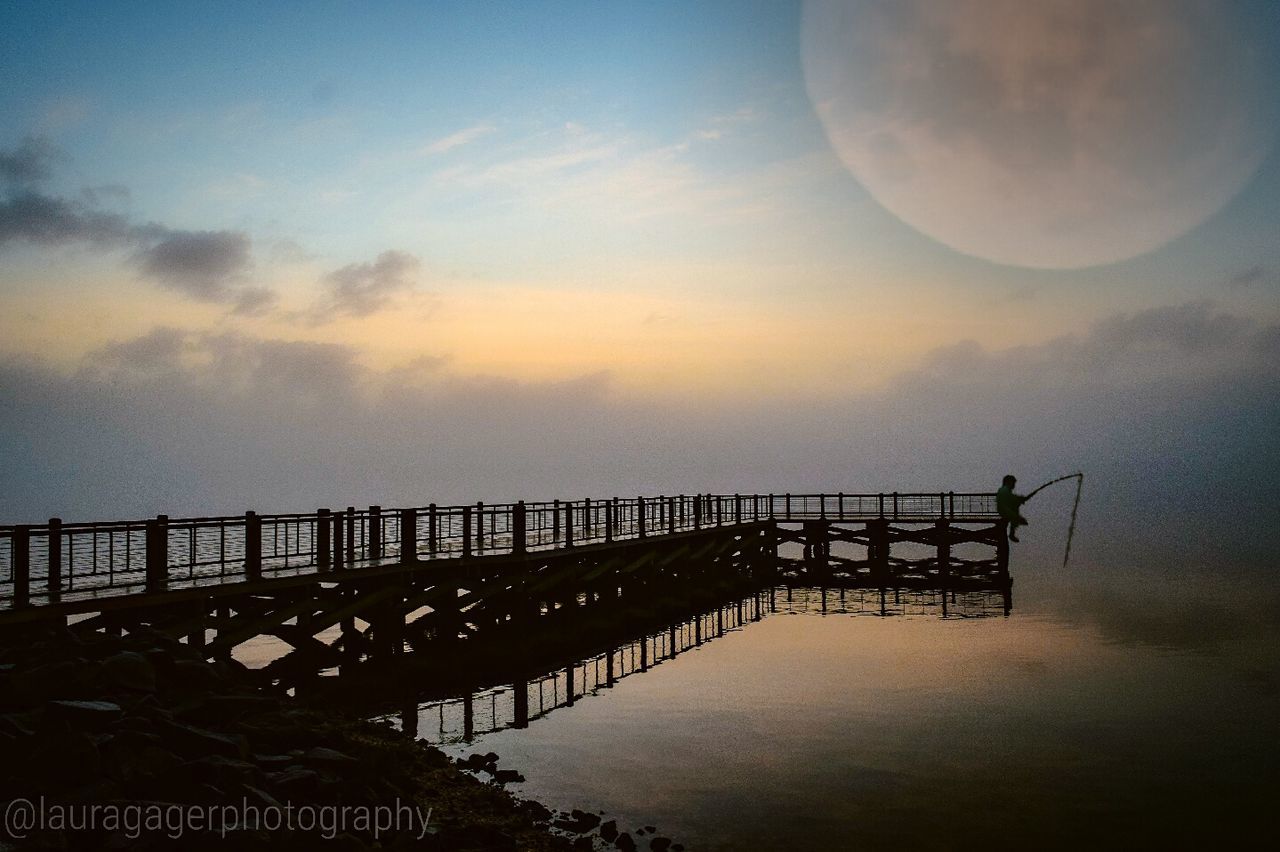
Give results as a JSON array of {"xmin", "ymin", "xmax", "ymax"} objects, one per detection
[
  {"xmin": 0, "ymin": 493, "xmax": 998, "ymax": 608},
  {"xmin": 395, "ymin": 582, "xmax": 1009, "ymax": 744},
  {"xmin": 778, "ymin": 585, "xmax": 1010, "ymax": 619}
]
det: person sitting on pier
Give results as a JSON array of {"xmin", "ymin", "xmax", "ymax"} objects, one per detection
[{"xmin": 997, "ymin": 475, "xmax": 1028, "ymax": 542}]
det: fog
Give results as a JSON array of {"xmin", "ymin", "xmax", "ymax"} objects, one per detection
[{"xmin": 3, "ymin": 301, "xmax": 1275, "ymax": 575}]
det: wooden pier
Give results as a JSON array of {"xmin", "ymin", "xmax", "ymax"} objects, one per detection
[{"xmin": 0, "ymin": 493, "xmax": 1011, "ymax": 687}]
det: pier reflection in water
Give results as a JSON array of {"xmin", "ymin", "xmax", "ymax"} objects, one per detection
[
  {"xmin": 390, "ymin": 583, "xmax": 1011, "ymax": 745},
  {"xmin": 365, "ymin": 567, "xmax": 1276, "ymax": 851}
]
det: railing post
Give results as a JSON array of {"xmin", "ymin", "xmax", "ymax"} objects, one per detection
[
  {"xmin": 892, "ymin": 492, "xmax": 899, "ymax": 519},
  {"xmin": 878, "ymin": 493, "xmax": 885, "ymax": 519},
  {"xmin": 400, "ymin": 508, "xmax": 416, "ymax": 561},
  {"xmin": 735, "ymin": 493, "xmax": 742, "ymax": 524},
  {"xmin": 317, "ymin": 509, "xmax": 331, "ymax": 569},
  {"xmin": 369, "ymin": 505, "xmax": 382, "ymax": 560},
  {"xmin": 345, "ymin": 507, "xmax": 356, "ymax": 563},
  {"xmin": 476, "ymin": 502, "xmax": 485, "ymax": 553},
  {"xmin": 839, "ymin": 492, "xmax": 845, "ymax": 520},
  {"xmin": 428, "ymin": 504, "xmax": 438, "ymax": 556},
  {"xmin": 693, "ymin": 494, "xmax": 701, "ymax": 530},
  {"xmin": 785, "ymin": 493, "xmax": 792, "ymax": 520},
  {"xmin": 146, "ymin": 514, "xmax": 169, "ymax": 593},
  {"xmin": 564, "ymin": 501, "xmax": 574, "ymax": 547},
  {"xmin": 605, "ymin": 500, "xmax": 613, "ymax": 543},
  {"xmin": 244, "ymin": 511, "xmax": 262, "ymax": 581},
  {"xmin": 637, "ymin": 496, "xmax": 647, "ymax": 538},
  {"xmin": 13, "ymin": 525, "xmax": 30, "ymax": 608},
  {"xmin": 768, "ymin": 494, "xmax": 775, "ymax": 520},
  {"xmin": 513, "ymin": 678, "xmax": 530, "ymax": 729},
  {"xmin": 462, "ymin": 506, "xmax": 473, "ymax": 558},
  {"xmin": 667, "ymin": 496, "xmax": 675, "ymax": 535},
  {"xmin": 332, "ymin": 509, "xmax": 344, "ymax": 568},
  {"xmin": 47, "ymin": 518, "xmax": 62, "ymax": 602},
  {"xmin": 948, "ymin": 491, "xmax": 955, "ymax": 520},
  {"xmin": 583, "ymin": 498, "xmax": 591, "ymax": 540},
  {"xmin": 513, "ymin": 501, "xmax": 527, "ymax": 555}
]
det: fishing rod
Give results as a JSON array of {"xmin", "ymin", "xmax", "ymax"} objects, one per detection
[
  {"xmin": 1025, "ymin": 472, "xmax": 1083, "ymax": 501},
  {"xmin": 1022, "ymin": 471, "xmax": 1084, "ymax": 569}
]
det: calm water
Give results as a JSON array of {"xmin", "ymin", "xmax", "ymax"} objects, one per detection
[{"xmin": 411, "ymin": 572, "xmax": 1278, "ymax": 850}]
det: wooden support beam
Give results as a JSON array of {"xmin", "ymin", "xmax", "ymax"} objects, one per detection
[
  {"xmin": 936, "ymin": 519, "xmax": 951, "ymax": 585},
  {"xmin": 206, "ymin": 594, "xmax": 330, "ymax": 657},
  {"xmin": 867, "ymin": 519, "xmax": 889, "ymax": 583},
  {"xmin": 996, "ymin": 521, "xmax": 1010, "ymax": 575}
]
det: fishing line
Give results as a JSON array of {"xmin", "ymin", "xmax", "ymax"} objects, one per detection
[{"xmin": 1024, "ymin": 472, "xmax": 1084, "ymax": 569}]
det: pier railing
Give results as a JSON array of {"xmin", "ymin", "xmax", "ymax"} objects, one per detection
[{"xmin": 0, "ymin": 492, "xmax": 996, "ymax": 609}]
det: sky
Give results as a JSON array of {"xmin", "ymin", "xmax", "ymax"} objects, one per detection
[{"xmin": 1, "ymin": 1, "xmax": 1278, "ymax": 571}]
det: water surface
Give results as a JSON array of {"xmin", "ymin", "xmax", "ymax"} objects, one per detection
[{"xmin": 419, "ymin": 577, "xmax": 1277, "ymax": 850}]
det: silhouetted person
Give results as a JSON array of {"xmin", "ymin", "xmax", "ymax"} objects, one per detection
[{"xmin": 997, "ymin": 474, "xmax": 1028, "ymax": 542}]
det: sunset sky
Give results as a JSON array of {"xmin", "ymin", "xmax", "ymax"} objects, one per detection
[{"xmin": 2, "ymin": 1, "xmax": 1277, "ymax": 569}]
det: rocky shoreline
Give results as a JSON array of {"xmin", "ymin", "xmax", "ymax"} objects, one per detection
[{"xmin": 0, "ymin": 626, "xmax": 680, "ymax": 851}]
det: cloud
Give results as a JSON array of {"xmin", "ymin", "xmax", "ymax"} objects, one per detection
[
  {"xmin": 1227, "ymin": 266, "xmax": 1276, "ymax": 289},
  {"xmin": 0, "ymin": 191, "xmax": 136, "ymax": 246},
  {"xmin": 92, "ymin": 326, "xmax": 190, "ymax": 376},
  {"xmin": 418, "ymin": 123, "xmax": 495, "ymax": 156},
  {"xmin": 136, "ymin": 229, "xmax": 253, "ymax": 302},
  {"xmin": 429, "ymin": 121, "xmax": 787, "ymax": 224},
  {"xmin": 318, "ymin": 249, "xmax": 421, "ymax": 318},
  {"xmin": 1, "ymin": 137, "xmax": 62, "ymax": 188},
  {"xmin": 231, "ymin": 285, "xmax": 278, "ymax": 316},
  {"xmin": 205, "ymin": 172, "xmax": 268, "ymax": 202},
  {"xmin": 80, "ymin": 184, "xmax": 132, "ymax": 206},
  {"xmin": 694, "ymin": 106, "xmax": 761, "ymax": 140},
  {"xmin": 0, "ymin": 138, "xmax": 276, "ymax": 313},
  {"xmin": 0, "ymin": 139, "xmax": 137, "ymax": 247}
]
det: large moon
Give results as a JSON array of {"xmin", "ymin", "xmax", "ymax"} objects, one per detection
[{"xmin": 802, "ymin": 0, "xmax": 1278, "ymax": 269}]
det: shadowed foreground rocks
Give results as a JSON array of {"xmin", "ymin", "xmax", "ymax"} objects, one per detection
[{"xmin": 0, "ymin": 626, "xmax": 591, "ymax": 850}]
